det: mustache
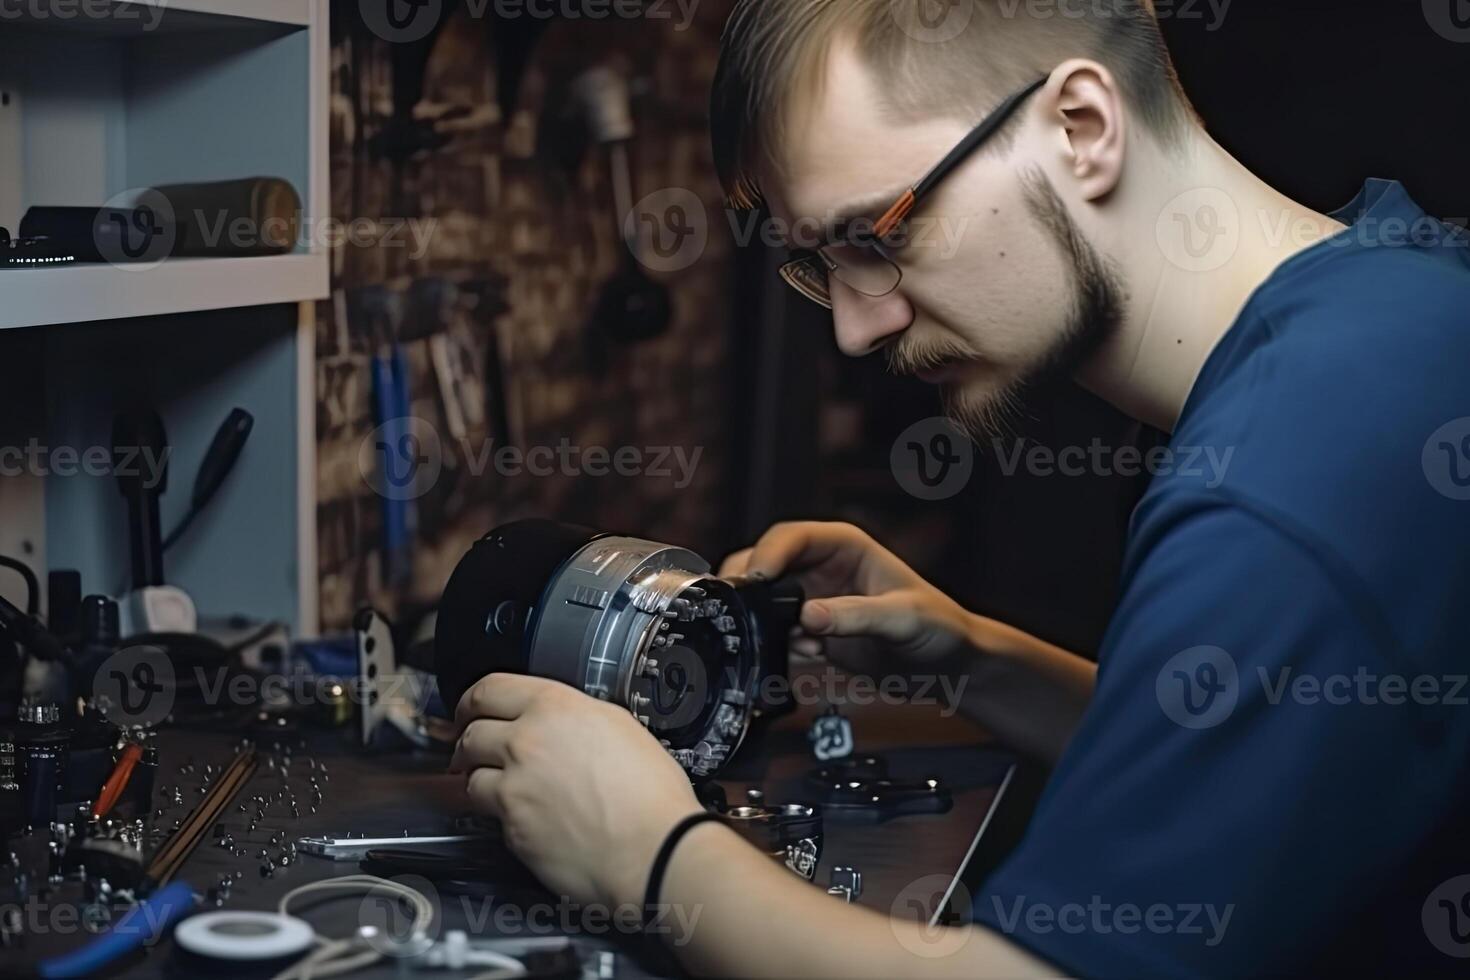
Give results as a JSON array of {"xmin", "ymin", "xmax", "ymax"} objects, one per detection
[{"xmin": 885, "ymin": 334, "xmax": 985, "ymax": 376}]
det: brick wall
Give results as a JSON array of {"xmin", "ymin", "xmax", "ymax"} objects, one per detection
[{"xmin": 315, "ymin": 5, "xmax": 736, "ymax": 631}]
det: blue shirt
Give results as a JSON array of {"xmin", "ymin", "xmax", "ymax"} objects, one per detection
[{"xmin": 974, "ymin": 180, "xmax": 1470, "ymax": 976}]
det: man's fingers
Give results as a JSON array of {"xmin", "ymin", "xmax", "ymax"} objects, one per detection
[
  {"xmin": 744, "ymin": 522, "xmax": 858, "ymax": 581},
  {"xmin": 449, "ymin": 718, "xmax": 513, "ymax": 773},
  {"xmin": 717, "ymin": 547, "xmax": 753, "ymax": 578},
  {"xmin": 465, "ymin": 767, "xmax": 505, "ymax": 818},
  {"xmin": 801, "ymin": 593, "xmax": 918, "ymax": 644},
  {"xmin": 454, "ymin": 673, "xmax": 544, "ymax": 731}
]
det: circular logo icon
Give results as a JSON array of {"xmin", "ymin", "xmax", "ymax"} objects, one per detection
[
  {"xmin": 1423, "ymin": 874, "xmax": 1470, "ymax": 958},
  {"xmin": 643, "ymin": 642, "xmax": 711, "ymax": 733},
  {"xmin": 890, "ymin": 873, "xmax": 973, "ymax": 958},
  {"xmin": 1422, "ymin": 417, "xmax": 1470, "ymax": 501},
  {"xmin": 1156, "ymin": 646, "xmax": 1239, "ymax": 730},
  {"xmin": 890, "ymin": 0, "xmax": 976, "ymax": 44},
  {"xmin": 623, "ymin": 187, "xmax": 708, "ymax": 273},
  {"xmin": 358, "ymin": 416, "xmax": 443, "ymax": 501},
  {"xmin": 891, "ymin": 417, "xmax": 974, "ymax": 501},
  {"xmin": 1423, "ymin": 0, "xmax": 1470, "ymax": 42},
  {"xmin": 1155, "ymin": 187, "xmax": 1241, "ymax": 273},
  {"xmin": 93, "ymin": 645, "xmax": 176, "ymax": 727},
  {"xmin": 359, "ymin": 0, "xmax": 442, "ymax": 43},
  {"xmin": 96, "ymin": 188, "xmax": 176, "ymax": 271},
  {"xmin": 357, "ymin": 874, "xmax": 440, "ymax": 957}
]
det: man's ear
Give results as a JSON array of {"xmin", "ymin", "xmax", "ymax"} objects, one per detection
[{"xmin": 1044, "ymin": 59, "xmax": 1126, "ymax": 202}]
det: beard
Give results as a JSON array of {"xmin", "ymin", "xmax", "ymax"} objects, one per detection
[{"xmin": 887, "ymin": 167, "xmax": 1126, "ymax": 439}]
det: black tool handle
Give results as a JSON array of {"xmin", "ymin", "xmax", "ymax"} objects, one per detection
[{"xmin": 112, "ymin": 408, "xmax": 169, "ymax": 590}]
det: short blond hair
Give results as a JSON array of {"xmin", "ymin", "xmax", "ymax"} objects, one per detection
[{"xmin": 711, "ymin": 0, "xmax": 1194, "ymax": 207}]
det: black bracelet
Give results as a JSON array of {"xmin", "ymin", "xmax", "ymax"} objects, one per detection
[{"xmin": 642, "ymin": 812, "xmax": 724, "ymax": 934}]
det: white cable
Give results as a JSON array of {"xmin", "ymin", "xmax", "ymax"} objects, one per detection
[{"xmin": 269, "ymin": 875, "xmax": 437, "ymax": 980}]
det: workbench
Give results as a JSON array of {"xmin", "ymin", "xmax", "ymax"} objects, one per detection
[{"xmin": 5, "ymin": 683, "xmax": 1016, "ymax": 978}]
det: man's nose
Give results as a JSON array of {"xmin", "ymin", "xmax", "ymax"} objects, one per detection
[{"xmin": 829, "ymin": 282, "xmax": 913, "ymax": 357}]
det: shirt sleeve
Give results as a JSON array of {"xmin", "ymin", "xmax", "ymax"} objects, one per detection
[{"xmin": 972, "ymin": 497, "xmax": 1470, "ymax": 977}]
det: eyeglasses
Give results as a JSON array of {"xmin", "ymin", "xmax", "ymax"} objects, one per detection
[{"xmin": 779, "ymin": 76, "xmax": 1048, "ymax": 310}]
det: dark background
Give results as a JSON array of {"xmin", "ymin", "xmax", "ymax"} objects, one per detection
[{"xmin": 321, "ymin": 0, "xmax": 1470, "ymax": 657}]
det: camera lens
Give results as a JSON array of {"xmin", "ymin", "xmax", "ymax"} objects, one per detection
[{"xmin": 436, "ymin": 520, "xmax": 762, "ymax": 777}]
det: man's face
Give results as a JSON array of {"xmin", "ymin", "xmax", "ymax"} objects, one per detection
[{"xmin": 766, "ymin": 42, "xmax": 1122, "ymax": 434}]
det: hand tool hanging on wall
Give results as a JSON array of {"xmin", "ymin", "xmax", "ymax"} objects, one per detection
[
  {"xmin": 112, "ymin": 407, "xmax": 169, "ymax": 592},
  {"xmin": 341, "ymin": 0, "xmax": 552, "ymax": 163},
  {"xmin": 355, "ymin": 286, "xmax": 416, "ymax": 586},
  {"xmin": 162, "ymin": 408, "xmax": 254, "ymax": 553},
  {"xmin": 574, "ymin": 66, "xmax": 672, "ymax": 361}
]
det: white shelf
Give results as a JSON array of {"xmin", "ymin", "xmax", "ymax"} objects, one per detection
[
  {"xmin": 0, "ymin": 253, "xmax": 329, "ymax": 330},
  {"xmin": 4, "ymin": 0, "xmax": 312, "ymax": 33}
]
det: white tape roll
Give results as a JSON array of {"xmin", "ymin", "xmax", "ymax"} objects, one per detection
[{"xmin": 175, "ymin": 911, "xmax": 314, "ymax": 961}]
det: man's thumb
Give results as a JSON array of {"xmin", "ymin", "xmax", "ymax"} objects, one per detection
[{"xmin": 801, "ymin": 594, "xmax": 914, "ymax": 643}]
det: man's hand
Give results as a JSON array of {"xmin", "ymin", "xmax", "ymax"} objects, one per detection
[
  {"xmin": 450, "ymin": 674, "xmax": 703, "ymax": 909},
  {"xmin": 724, "ymin": 521, "xmax": 1097, "ymax": 764},
  {"xmin": 720, "ymin": 521, "xmax": 981, "ymax": 666}
]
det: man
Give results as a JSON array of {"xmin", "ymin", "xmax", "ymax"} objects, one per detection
[{"xmin": 449, "ymin": 1, "xmax": 1470, "ymax": 974}]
